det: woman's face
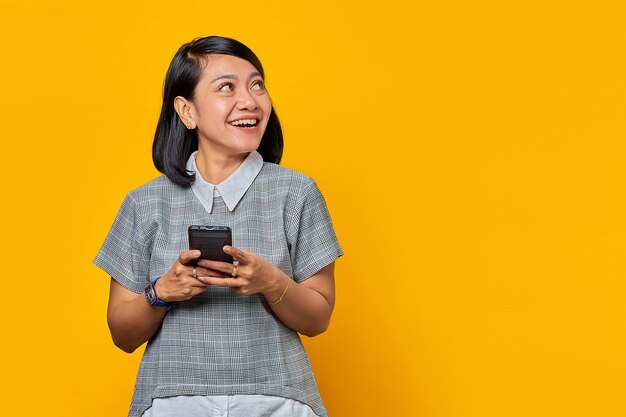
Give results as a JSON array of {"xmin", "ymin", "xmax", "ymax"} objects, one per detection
[{"xmin": 181, "ymin": 54, "xmax": 272, "ymax": 158}]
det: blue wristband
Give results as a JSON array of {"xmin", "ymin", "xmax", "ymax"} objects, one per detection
[{"xmin": 145, "ymin": 276, "xmax": 174, "ymax": 311}]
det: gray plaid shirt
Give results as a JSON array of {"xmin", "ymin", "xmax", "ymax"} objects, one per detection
[{"xmin": 94, "ymin": 155, "xmax": 343, "ymax": 417}]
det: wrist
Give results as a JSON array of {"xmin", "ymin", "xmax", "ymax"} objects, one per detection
[
  {"xmin": 153, "ymin": 275, "xmax": 170, "ymax": 301},
  {"xmin": 144, "ymin": 277, "xmax": 174, "ymax": 311},
  {"xmin": 263, "ymin": 267, "xmax": 286, "ymax": 300},
  {"xmin": 265, "ymin": 268, "xmax": 291, "ymax": 306}
]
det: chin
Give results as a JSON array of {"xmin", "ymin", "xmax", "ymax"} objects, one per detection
[{"xmin": 231, "ymin": 138, "xmax": 263, "ymax": 154}]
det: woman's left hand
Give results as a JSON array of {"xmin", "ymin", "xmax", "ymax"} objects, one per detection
[
  {"xmin": 200, "ymin": 245, "xmax": 336, "ymax": 337},
  {"xmin": 196, "ymin": 245, "xmax": 285, "ymax": 299}
]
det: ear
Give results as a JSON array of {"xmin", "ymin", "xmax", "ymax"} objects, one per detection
[{"xmin": 174, "ymin": 96, "xmax": 197, "ymax": 129}]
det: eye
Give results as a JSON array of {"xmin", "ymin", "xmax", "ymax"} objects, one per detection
[
  {"xmin": 218, "ymin": 82, "xmax": 234, "ymax": 92},
  {"xmin": 251, "ymin": 80, "xmax": 265, "ymax": 91}
]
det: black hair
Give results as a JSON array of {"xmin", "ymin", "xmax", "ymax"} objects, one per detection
[{"xmin": 152, "ymin": 36, "xmax": 284, "ymax": 187}]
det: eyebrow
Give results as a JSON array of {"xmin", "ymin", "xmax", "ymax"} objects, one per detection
[{"xmin": 210, "ymin": 71, "xmax": 263, "ymax": 84}]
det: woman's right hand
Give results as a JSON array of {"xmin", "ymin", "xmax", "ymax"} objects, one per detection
[
  {"xmin": 154, "ymin": 250, "xmax": 226, "ymax": 302},
  {"xmin": 107, "ymin": 250, "xmax": 230, "ymax": 353}
]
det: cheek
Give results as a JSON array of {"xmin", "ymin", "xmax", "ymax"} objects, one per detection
[
  {"xmin": 196, "ymin": 99, "xmax": 230, "ymax": 123},
  {"xmin": 260, "ymin": 97, "xmax": 272, "ymax": 121}
]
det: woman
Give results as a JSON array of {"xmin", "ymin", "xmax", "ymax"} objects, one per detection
[{"xmin": 94, "ymin": 36, "xmax": 342, "ymax": 417}]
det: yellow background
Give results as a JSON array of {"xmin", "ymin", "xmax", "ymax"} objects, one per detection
[{"xmin": 0, "ymin": 0, "xmax": 624, "ymax": 416}]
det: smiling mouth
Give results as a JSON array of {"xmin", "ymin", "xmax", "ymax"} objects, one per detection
[{"xmin": 228, "ymin": 118, "xmax": 258, "ymax": 128}]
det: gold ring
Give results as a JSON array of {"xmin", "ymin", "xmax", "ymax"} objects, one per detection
[
  {"xmin": 192, "ymin": 267, "xmax": 198, "ymax": 279},
  {"xmin": 231, "ymin": 265, "xmax": 237, "ymax": 278}
]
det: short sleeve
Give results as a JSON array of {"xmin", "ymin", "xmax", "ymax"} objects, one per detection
[
  {"xmin": 93, "ymin": 193, "xmax": 153, "ymax": 293},
  {"xmin": 286, "ymin": 179, "xmax": 343, "ymax": 282}
]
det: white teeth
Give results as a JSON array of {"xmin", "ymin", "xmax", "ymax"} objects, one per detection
[{"xmin": 229, "ymin": 118, "xmax": 257, "ymax": 126}]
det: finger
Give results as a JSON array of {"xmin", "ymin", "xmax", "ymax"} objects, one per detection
[
  {"xmin": 197, "ymin": 259, "xmax": 237, "ymax": 275},
  {"xmin": 196, "ymin": 266, "xmax": 229, "ymax": 278},
  {"xmin": 197, "ymin": 276, "xmax": 241, "ymax": 287},
  {"xmin": 178, "ymin": 250, "xmax": 202, "ymax": 266},
  {"xmin": 223, "ymin": 245, "xmax": 249, "ymax": 262},
  {"xmin": 190, "ymin": 280, "xmax": 210, "ymax": 288},
  {"xmin": 185, "ymin": 280, "xmax": 209, "ymax": 289}
]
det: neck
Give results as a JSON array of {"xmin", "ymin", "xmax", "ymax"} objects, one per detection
[{"xmin": 195, "ymin": 146, "xmax": 248, "ymax": 185}]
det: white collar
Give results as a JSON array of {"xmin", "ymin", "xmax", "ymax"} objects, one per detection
[{"xmin": 186, "ymin": 151, "xmax": 264, "ymax": 213}]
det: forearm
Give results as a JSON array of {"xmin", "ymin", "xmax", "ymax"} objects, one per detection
[
  {"xmin": 106, "ymin": 253, "xmax": 211, "ymax": 353},
  {"xmin": 107, "ymin": 282, "xmax": 167, "ymax": 353},
  {"xmin": 264, "ymin": 269, "xmax": 334, "ymax": 337},
  {"xmin": 197, "ymin": 252, "xmax": 337, "ymax": 337}
]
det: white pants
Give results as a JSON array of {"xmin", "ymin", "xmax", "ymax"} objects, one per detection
[{"xmin": 141, "ymin": 395, "xmax": 319, "ymax": 417}]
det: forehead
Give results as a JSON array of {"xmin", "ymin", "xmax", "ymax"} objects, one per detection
[{"xmin": 199, "ymin": 54, "xmax": 261, "ymax": 79}]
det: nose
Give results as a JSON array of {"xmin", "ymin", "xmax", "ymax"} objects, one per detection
[{"xmin": 235, "ymin": 87, "xmax": 258, "ymax": 111}]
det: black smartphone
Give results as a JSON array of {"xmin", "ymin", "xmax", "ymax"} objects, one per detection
[{"xmin": 188, "ymin": 225, "xmax": 233, "ymax": 264}]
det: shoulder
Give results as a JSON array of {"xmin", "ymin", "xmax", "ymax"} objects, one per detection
[
  {"xmin": 256, "ymin": 163, "xmax": 317, "ymax": 194},
  {"xmin": 255, "ymin": 164, "xmax": 328, "ymax": 221},
  {"xmin": 125, "ymin": 175, "xmax": 187, "ymax": 205},
  {"xmin": 121, "ymin": 175, "xmax": 189, "ymax": 222}
]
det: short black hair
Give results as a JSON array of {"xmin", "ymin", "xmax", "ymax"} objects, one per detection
[{"xmin": 152, "ymin": 36, "xmax": 283, "ymax": 187}]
